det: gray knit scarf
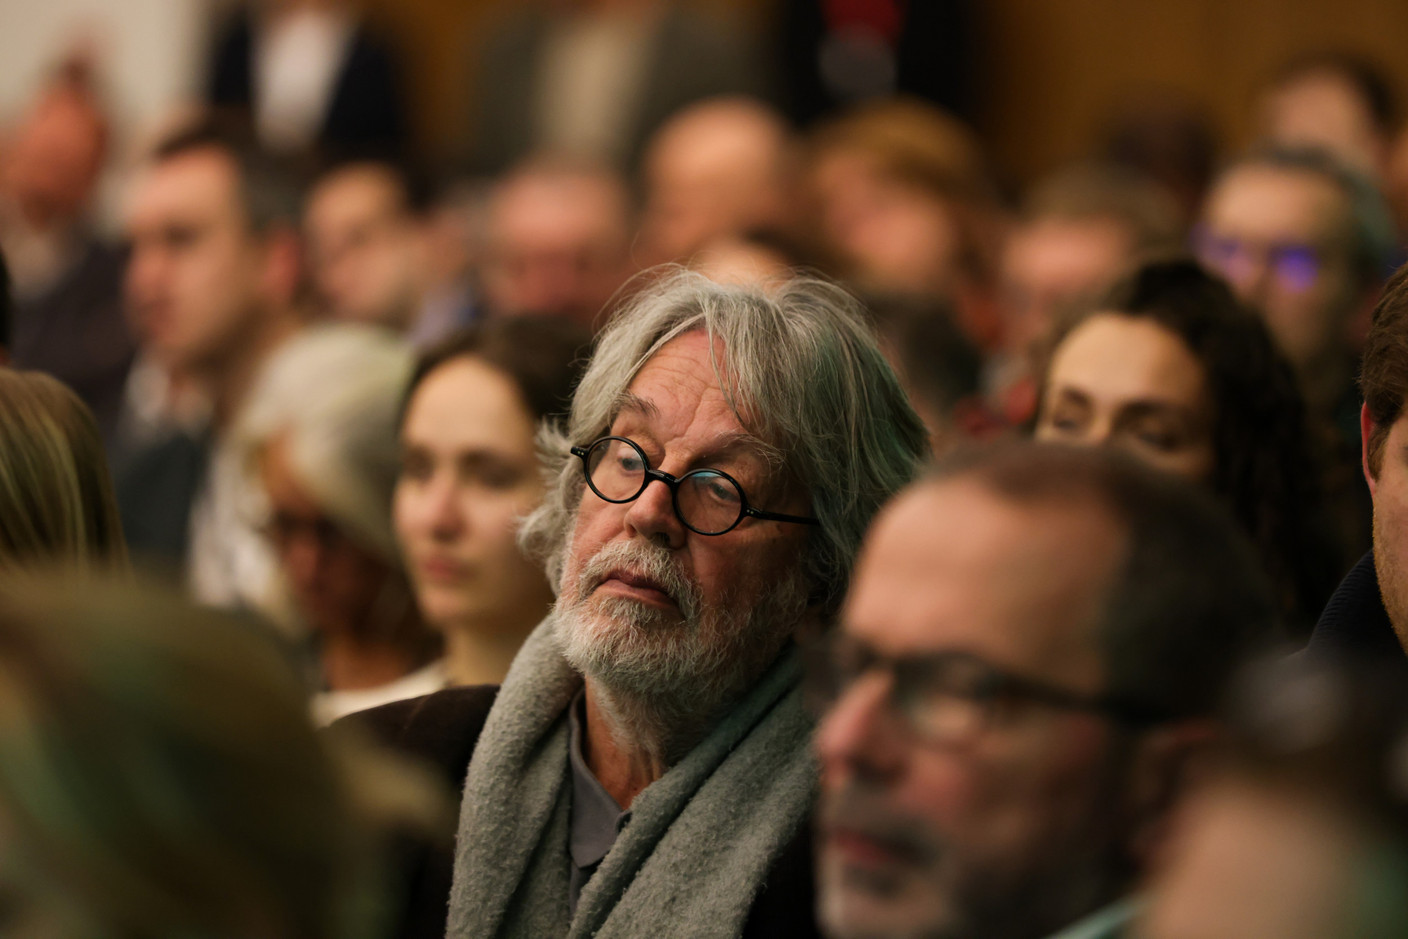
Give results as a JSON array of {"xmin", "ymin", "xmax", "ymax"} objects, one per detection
[{"xmin": 445, "ymin": 614, "xmax": 817, "ymax": 938}]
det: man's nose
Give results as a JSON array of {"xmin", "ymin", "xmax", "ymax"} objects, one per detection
[
  {"xmin": 816, "ymin": 672, "xmax": 907, "ymax": 783},
  {"xmin": 623, "ymin": 476, "xmax": 686, "ymax": 549},
  {"xmin": 1218, "ymin": 247, "xmax": 1274, "ymax": 307}
]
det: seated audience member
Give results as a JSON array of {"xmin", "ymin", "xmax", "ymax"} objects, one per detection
[
  {"xmin": 1036, "ymin": 259, "xmax": 1341, "ymax": 633},
  {"xmin": 1197, "ymin": 148, "xmax": 1396, "ymax": 558},
  {"xmin": 637, "ymin": 97, "xmax": 798, "ymax": 266},
  {"xmin": 0, "ymin": 368, "xmax": 125, "ymax": 568},
  {"xmin": 304, "ymin": 160, "xmax": 478, "ymax": 341},
  {"xmin": 206, "ymin": 0, "xmax": 408, "ymax": 160},
  {"xmin": 814, "ymin": 442, "xmax": 1278, "ymax": 939},
  {"xmin": 1142, "ymin": 656, "xmax": 1408, "ymax": 939},
  {"xmin": 1099, "ymin": 92, "xmax": 1218, "ymax": 226},
  {"xmin": 240, "ymin": 325, "xmax": 440, "ymax": 723},
  {"xmin": 994, "ymin": 163, "xmax": 1182, "ymax": 424},
  {"xmin": 688, "ymin": 231, "xmax": 800, "ymax": 287},
  {"xmin": 1307, "ymin": 263, "xmax": 1408, "ymax": 670},
  {"xmin": 466, "ymin": 0, "xmax": 767, "ymax": 174},
  {"xmin": 0, "ymin": 57, "xmax": 135, "ymax": 441},
  {"xmin": 803, "ymin": 98, "xmax": 1005, "ymax": 351},
  {"xmin": 479, "ymin": 156, "xmax": 637, "ymax": 329},
  {"xmin": 394, "ymin": 317, "xmax": 590, "ymax": 687},
  {"xmin": 117, "ymin": 122, "xmax": 306, "ymax": 606},
  {"xmin": 1257, "ymin": 51, "xmax": 1398, "ymax": 181},
  {"xmin": 0, "ymin": 574, "xmax": 443, "ymax": 939},
  {"xmin": 865, "ymin": 292, "xmax": 989, "ymax": 453},
  {"xmin": 348, "ymin": 271, "xmax": 928, "ymax": 938},
  {"xmin": 1195, "ymin": 148, "xmax": 1395, "ymax": 431}
]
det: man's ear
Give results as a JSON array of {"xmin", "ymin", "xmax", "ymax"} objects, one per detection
[
  {"xmin": 1124, "ymin": 719, "xmax": 1221, "ymax": 873},
  {"xmin": 1362, "ymin": 402, "xmax": 1378, "ymax": 498}
]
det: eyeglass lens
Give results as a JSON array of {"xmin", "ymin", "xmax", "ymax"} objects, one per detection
[{"xmin": 583, "ymin": 437, "xmax": 747, "ymax": 535}]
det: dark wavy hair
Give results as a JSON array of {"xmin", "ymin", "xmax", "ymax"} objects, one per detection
[{"xmin": 1041, "ymin": 257, "xmax": 1341, "ymax": 632}]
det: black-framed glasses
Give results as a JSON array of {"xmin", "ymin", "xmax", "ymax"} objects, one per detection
[
  {"xmin": 570, "ymin": 435, "xmax": 820, "ymax": 536},
  {"xmin": 805, "ymin": 634, "xmax": 1162, "ymax": 743}
]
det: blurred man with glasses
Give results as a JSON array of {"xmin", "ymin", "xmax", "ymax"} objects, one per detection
[
  {"xmin": 1196, "ymin": 148, "xmax": 1395, "ymax": 434},
  {"xmin": 814, "ymin": 442, "xmax": 1277, "ymax": 939},
  {"xmin": 346, "ymin": 270, "xmax": 928, "ymax": 938},
  {"xmin": 1196, "ymin": 147, "xmax": 1397, "ymax": 559}
]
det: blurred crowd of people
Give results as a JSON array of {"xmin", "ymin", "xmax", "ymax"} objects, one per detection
[{"xmin": 1, "ymin": 0, "xmax": 1408, "ymax": 936}]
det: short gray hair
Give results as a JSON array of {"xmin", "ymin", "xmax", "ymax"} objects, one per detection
[
  {"xmin": 239, "ymin": 325, "xmax": 413, "ymax": 562},
  {"xmin": 520, "ymin": 269, "xmax": 929, "ymax": 613}
]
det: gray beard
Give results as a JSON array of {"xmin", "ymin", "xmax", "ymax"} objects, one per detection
[{"xmin": 552, "ymin": 539, "xmax": 810, "ymax": 764}]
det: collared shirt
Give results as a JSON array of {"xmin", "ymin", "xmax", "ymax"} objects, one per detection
[
  {"xmin": 1043, "ymin": 897, "xmax": 1141, "ymax": 939},
  {"xmin": 567, "ymin": 691, "xmax": 632, "ymax": 914}
]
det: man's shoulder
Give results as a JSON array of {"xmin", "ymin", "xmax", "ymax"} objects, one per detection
[
  {"xmin": 337, "ymin": 684, "xmax": 500, "ymax": 786},
  {"xmin": 1305, "ymin": 553, "xmax": 1405, "ymax": 666}
]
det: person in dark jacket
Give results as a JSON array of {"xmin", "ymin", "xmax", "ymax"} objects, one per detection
[
  {"xmin": 814, "ymin": 442, "xmax": 1279, "ymax": 939},
  {"xmin": 1306, "ymin": 261, "xmax": 1408, "ymax": 670},
  {"xmin": 347, "ymin": 270, "xmax": 928, "ymax": 938}
]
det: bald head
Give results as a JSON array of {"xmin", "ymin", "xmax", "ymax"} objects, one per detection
[
  {"xmin": 482, "ymin": 158, "xmax": 635, "ymax": 327},
  {"xmin": 640, "ymin": 97, "xmax": 796, "ymax": 264}
]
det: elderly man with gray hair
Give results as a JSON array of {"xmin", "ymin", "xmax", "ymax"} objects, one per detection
[{"xmin": 348, "ymin": 270, "xmax": 928, "ymax": 938}]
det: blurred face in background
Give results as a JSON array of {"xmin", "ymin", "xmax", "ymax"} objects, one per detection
[
  {"xmin": 304, "ymin": 164, "xmax": 423, "ymax": 329},
  {"xmin": 639, "ymin": 99, "xmax": 795, "ymax": 265},
  {"xmin": 1000, "ymin": 217, "xmax": 1134, "ymax": 362},
  {"xmin": 809, "ymin": 149, "xmax": 963, "ymax": 298},
  {"xmin": 1142, "ymin": 777, "xmax": 1381, "ymax": 939},
  {"xmin": 2, "ymin": 83, "xmax": 106, "ymax": 229},
  {"xmin": 481, "ymin": 169, "xmax": 633, "ymax": 327},
  {"xmin": 394, "ymin": 355, "xmax": 552, "ymax": 633},
  {"xmin": 816, "ymin": 481, "xmax": 1130, "ymax": 939},
  {"xmin": 124, "ymin": 148, "xmax": 270, "ymax": 375},
  {"xmin": 1260, "ymin": 69, "xmax": 1388, "ymax": 179},
  {"xmin": 1037, "ymin": 314, "xmax": 1217, "ymax": 484},
  {"xmin": 259, "ymin": 435, "xmax": 395, "ymax": 636},
  {"xmin": 1197, "ymin": 165, "xmax": 1359, "ymax": 376}
]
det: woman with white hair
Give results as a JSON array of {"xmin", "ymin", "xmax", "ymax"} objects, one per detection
[{"xmin": 240, "ymin": 325, "xmax": 441, "ymax": 723}]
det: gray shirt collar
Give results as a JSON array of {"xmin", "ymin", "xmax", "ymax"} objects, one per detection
[{"xmin": 567, "ymin": 691, "xmax": 631, "ymax": 909}]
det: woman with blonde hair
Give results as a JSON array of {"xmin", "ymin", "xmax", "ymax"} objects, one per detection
[
  {"xmin": 0, "ymin": 574, "xmax": 444, "ymax": 938},
  {"xmin": 0, "ymin": 368, "xmax": 126, "ymax": 567}
]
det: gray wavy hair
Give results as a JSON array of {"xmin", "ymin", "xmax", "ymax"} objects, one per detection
[{"xmin": 519, "ymin": 269, "xmax": 930, "ymax": 613}]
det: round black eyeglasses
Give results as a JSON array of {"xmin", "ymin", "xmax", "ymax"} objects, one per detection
[{"xmin": 570, "ymin": 435, "xmax": 820, "ymax": 536}]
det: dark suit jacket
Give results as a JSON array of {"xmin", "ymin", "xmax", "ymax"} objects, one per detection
[
  {"xmin": 344, "ymin": 685, "xmax": 821, "ymax": 939},
  {"xmin": 114, "ymin": 428, "xmax": 209, "ymax": 570},
  {"xmin": 207, "ymin": 10, "xmax": 408, "ymax": 160},
  {"xmin": 10, "ymin": 238, "xmax": 135, "ymax": 447},
  {"xmin": 468, "ymin": 5, "xmax": 768, "ymax": 174},
  {"xmin": 1304, "ymin": 552, "xmax": 1408, "ymax": 673}
]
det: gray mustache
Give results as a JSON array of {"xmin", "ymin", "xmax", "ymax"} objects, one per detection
[{"xmin": 575, "ymin": 540, "xmax": 704, "ymax": 622}]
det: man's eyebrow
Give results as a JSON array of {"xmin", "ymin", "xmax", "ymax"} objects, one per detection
[
  {"xmin": 707, "ymin": 431, "xmax": 782, "ymax": 467},
  {"xmin": 607, "ymin": 392, "xmax": 780, "ymax": 466},
  {"xmin": 610, "ymin": 392, "xmax": 660, "ymax": 422}
]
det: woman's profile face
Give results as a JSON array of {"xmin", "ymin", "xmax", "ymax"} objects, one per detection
[
  {"xmin": 1036, "ymin": 313, "xmax": 1218, "ymax": 484},
  {"xmin": 393, "ymin": 356, "xmax": 550, "ymax": 631}
]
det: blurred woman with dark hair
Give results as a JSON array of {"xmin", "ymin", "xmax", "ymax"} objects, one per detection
[
  {"xmin": 394, "ymin": 316, "xmax": 589, "ymax": 687},
  {"xmin": 1036, "ymin": 257, "xmax": 1342, "ymax": 632}
]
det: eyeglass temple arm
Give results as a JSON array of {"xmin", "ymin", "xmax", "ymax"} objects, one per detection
[{"xmin": 743, "ymin": 507, "xmax": 820, "ymax": 526}]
